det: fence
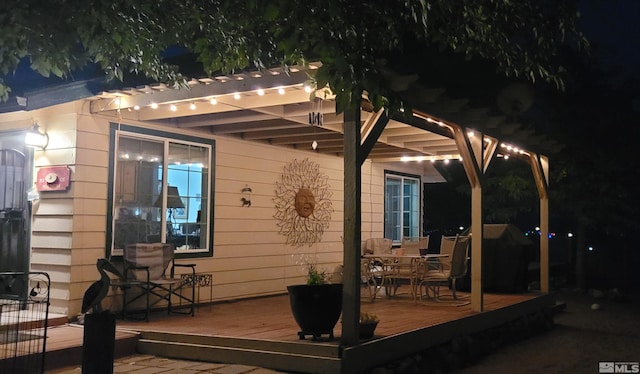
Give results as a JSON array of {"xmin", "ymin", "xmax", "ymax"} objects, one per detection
[{"xmin": 0, "ymin": 272, "xmax": 50, "ymax": 374}]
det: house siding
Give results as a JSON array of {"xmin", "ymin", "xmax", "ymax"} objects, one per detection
[{"xmin": 1, "ymin": 99, "xmax": 432, "ymax": 317}]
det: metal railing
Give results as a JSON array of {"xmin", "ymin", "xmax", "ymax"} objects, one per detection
[{"xmin": 0, "ymin": 272, "xmax": 50, "ymax": 374}]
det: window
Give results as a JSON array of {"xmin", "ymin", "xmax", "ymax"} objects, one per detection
[
  {"xmin": 107, "ymin": 124, "xmax": 214, "ymax": 258},
  {"xmin": 384, "ymin": 172, "xmax": 420, "ymax": 243}
]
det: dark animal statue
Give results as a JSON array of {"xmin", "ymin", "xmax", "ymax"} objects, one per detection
[{"xmin": 81, "ymin": 258, "xmax": 123, "ymax": 314}]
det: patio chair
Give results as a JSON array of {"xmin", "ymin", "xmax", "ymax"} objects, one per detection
[
  {"xmin": 363, "ymin": 238, "xmax": 392, "ymax": 255},
  {"xmin": 434, "ymin": 235, "xmax": 457, "ymax": 271},
  {"xmin": 400, "ymin": 236, "xmax": 429, "ymax": 256},
  {"xmin": 362, "ymin": 238, "xmax": 397, "ymax": 297},
  {"xmin": 118, "ymin": 243, "xmax": 196, "ymax": 321},
  {"xmin": 417, "ymin": 235, "xmax": 470, "ymax": 303},
  {"xmin": 361, "ymin": 257, "xmax": 397, "ymax": 302},
  {"xmin": 384, "ymin": 236, "xmax": 430, "ymax": 299}
]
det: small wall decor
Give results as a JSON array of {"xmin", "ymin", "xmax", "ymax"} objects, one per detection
[
  {"xmin": 274, "ymin": 159, "xmax": 333, "ymax": 247},
  {"xmin": 36, "ymin": 166, "xmax": 70, "ymax": 191},
  {"xmin": 241, "ymin": 185, "xmax": 252, "ymax": 207}
]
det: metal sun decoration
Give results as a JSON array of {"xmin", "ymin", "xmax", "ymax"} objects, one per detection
[{"xmin": 274, "ymin": 159, "xmax": 333, "ymax": 247}]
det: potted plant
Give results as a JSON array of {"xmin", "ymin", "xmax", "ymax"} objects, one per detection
[
  {"xmin": 287, "ymin": 258, "xmax": 343, "ymax": 341},
  {"xmin": 359, "ymin": 311, "xmax": 379, "ymax": 339}
]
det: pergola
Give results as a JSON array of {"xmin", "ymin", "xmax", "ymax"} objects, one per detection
[{"xmin": 89, "ymin": 63, "xmax": 550, "ymax": 346}]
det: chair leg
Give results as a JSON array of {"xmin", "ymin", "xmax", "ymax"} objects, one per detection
[
  {"xmin": 451, "ymin": 278, "xmax": 457, "ymax": 300},
  {"xmin": 189, "ymin": 281, "xmax": 195, "ymax": 316},
  {"xmin": 121, "ymin": 286, "xmax": 127, "ymax": 320},
  {"xmin": 145, "ymin": 285, "xmax": 150, "ymax": 321}
]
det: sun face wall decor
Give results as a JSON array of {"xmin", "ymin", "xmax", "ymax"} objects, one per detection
[{"xmin": 274, "ymin": 159, "xmax": 334, "ymax": 247}]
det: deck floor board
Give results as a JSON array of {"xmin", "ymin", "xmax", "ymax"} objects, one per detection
[{"xmin": 115, "ymin": 289, "xmax": 540, "ymax": 342}]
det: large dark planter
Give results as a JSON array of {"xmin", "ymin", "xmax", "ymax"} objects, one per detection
[{"xmin": 287, "ymin": 283, "xmax": 343, "ymax": 340}]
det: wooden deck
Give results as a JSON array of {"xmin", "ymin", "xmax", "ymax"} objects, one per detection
[
  {"xmin": 4, "ymin": 288, "xmax": 556, "ymax": 373},
  {"xmin": 113, "ymin": 289, "xmax": 555, "ymax": 373},
  {"xmin": 117, "ymin": 290, "xmax": 542, "ymax": 340}
]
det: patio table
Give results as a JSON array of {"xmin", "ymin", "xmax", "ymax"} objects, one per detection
[{"xmin": 362, "ymin": 254, "xmax": 448, "ymax": 300}]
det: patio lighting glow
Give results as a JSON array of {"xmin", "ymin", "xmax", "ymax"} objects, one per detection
[
  {"xmin": 210, "ymin": 97, "xmax": 217, "ymax": 105},
  {"xmin": 133, "ymin": 105, "xmax": 140, "ymax": 110},
  {"xmin": 24, "ymin": 124, "xmax": 49, "ymax": 150},
  {"xmin": 278, "ymin": 88, "xmax": 285, "ymax": 95},
  {"xmin": 189, "ymin": 103, "xmax": 197, "ymax": 110},
  {"xmin": 233, "ymin": 92, "xmax": 241, "ymax": 100},
  {"xmin": 170, "ymin": 104, "xmax": 177, "ymax": 111},
  {"xmin": 304, "ymin": 85, "xmax": 312, "ymax": 93},
  {"xmin": 150, "ymin": 102, "xmax": 158, "ymax": 109}
]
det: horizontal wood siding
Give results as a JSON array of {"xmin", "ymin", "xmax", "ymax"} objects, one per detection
[
  {"xmin": 4, "ymin": 101, "xmax": 429, "ymax": 316},
  {"xmin": 212, "ymin": 137, "xmax": 344, "ymax": 300},
  {"xmin": 27, "ymin": 105, "xmax": 111, "ymax": 315}
]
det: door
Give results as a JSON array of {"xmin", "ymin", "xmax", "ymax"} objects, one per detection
[{"xmin": 0, "ymin": 130, "xmax": 33, "ymax": 274}]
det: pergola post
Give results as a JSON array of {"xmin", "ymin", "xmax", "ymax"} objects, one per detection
[
  {"xmin": 470, "ymin": 186, "xmax": 483, "ymax": 311},
  {"xmin": 540, "ymin": 196, "xmax": 549, "ymax": 292},
  {"xmin": 530, "ymin": 154, "xmax": 550, "ymax": 293},
  {"xmin": 341, "ymin": 106, "xmax": 362, "ymax": 346},
  {"xmin": 452, "ymin": 126, "xmax": 485, "ymax": 312}
]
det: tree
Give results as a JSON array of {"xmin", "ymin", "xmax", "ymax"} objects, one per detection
[
  {"xmin": 548, "ymin": 75, "xmax": 640, "ymax": 290},
  {"xmin": 1, "ymin": 0, "xmax": 587, "ymax": 114}
]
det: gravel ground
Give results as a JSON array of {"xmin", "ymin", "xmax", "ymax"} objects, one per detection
[{"xmin": 457, "ymin": 287, "xmax": 640, "ymax": 374}]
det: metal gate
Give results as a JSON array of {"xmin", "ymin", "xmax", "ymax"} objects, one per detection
[{"xmin": 0, "ymin": 271, "xmax": 50, "ymax": 374}]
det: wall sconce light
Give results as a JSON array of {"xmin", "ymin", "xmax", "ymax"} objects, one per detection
[
  {"xmin": 25, "ymin": 124, "xmax": 49, "ymax": 150},
  {"xmin": 241, "ymin": 185, "xmax": 252, "ymax": 207}
]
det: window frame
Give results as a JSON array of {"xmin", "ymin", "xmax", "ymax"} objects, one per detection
[
  {"xmin": 384, "ymin": 170, "xmax": 421, "ymax": 244},
  {"xmin": 106, "ymin": 123, "xmax": 215, "ymax": 259}
]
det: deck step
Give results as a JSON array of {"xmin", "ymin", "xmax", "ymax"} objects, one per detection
[
  {"xmin": 137, "ymin": 331, "xmax": 341, "ymax": 373},
  {"xmin": 44, "ymin": 332, "xmax": 138, "ymax": 372}
]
